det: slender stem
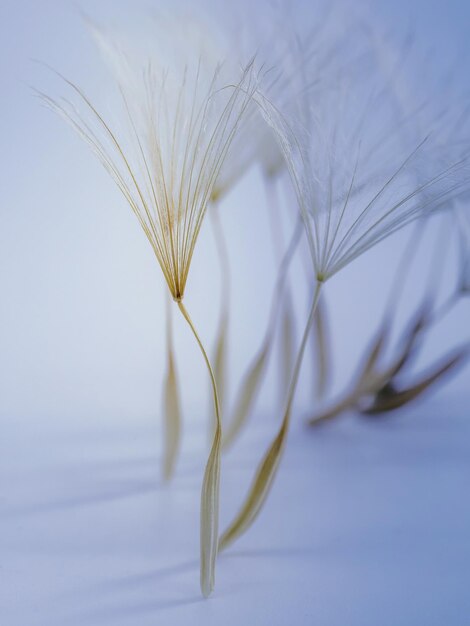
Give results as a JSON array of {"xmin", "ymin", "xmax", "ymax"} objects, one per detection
[
  {"xmin": 264, "ymin": 175, "xmax": 297, "ymax": 403},
  {"xmin": 265, "ymin": 217, "xmax": 304, "ymax": 340},
  {"xmin": 177, "ymin": 300, "xmax": 221, "ymax": 423},
  {"xmin": 210, "ymin": 202, "xmax": 231, "ymax": 315},
  {"xmin": 218, "ymin": 280, "xmax": 323, "ymax": 551},
  {"xmin": 282, "ymin": 280, "xmax": 323, "ymax": 429},
  {"xmin": 209, "ymin": 201, "xmax": 230, "ymax": 419},
  {"xmin": 221, "ymin": 218, "xmax": 302, "ymax": 448},
  {"xmin": 177, "ymin": 299, "xmax": 222, "ymax": 598}
]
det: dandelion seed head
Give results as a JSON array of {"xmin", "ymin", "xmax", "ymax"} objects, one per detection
[
  {"xmin": 42, "ymin": 18, "xmax": 257, "ymax": 300},
  {"xmin": 254, "ymin": 19, "xmax": 470, "ymax": 282}
]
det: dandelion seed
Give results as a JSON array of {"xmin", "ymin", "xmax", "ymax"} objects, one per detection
[
  {"xmin": 220, "ymin": 4, "xmax": 364, "ymax": 448},
  {"xmin": 39, "ymin": 28, "xmax": 257, "ymax": 596},
  {"xmin": 219, "ymin": 35, "xmax": 470, "ymax": 550}
]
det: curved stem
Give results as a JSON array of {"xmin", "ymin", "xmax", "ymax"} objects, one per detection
[
  {"xmin": 282, "ymin": 280, "xmax": 323, "ymax": 427},
  {"xmin": 264, "ymin": 175, "xmax": 296, "ymax": 403},
  {"xmin": 210, "ymin": 201, "xmax": 231, "ymax": 313},
  {"xmin": 219, "ymin": 280, "xmax": 323, "ymax": 551},
  {"xmin": 265, "ymin": 217, "xmax": 304, "ymax": 341},
  {"xmin": 177, "ymin": 300, "xmax": 222, "ymax": 598},
  {"xmin": 222, "ymin": 217, "xmax": 304, "ymax": 449},
  {"xmin": 210, "ymin": 202, "xmax": 230, "ymax": 415}
]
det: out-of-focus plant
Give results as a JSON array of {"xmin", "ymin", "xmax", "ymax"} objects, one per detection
[
  {"xmin": 222, "ymin": 216, "xmax": 304, "ymax": 448},
  {"xmin": 309, "ymin": 217, "xmax": 470, "ymax": 426},
  {"xmin": 35, "ymin": 0, "xmax": 470, "ymax": 600},
  {"xmin": 302, "ymin": 26, "xmax": 470, "ymax": 423},
  {"xmin": 221, "ymin": 5, "xmax": 365, "ymax": 448},
  {"xmin": 39, "ymin": 34, "xmax": 257, "ymax": 597},
  {"xmin": 86, "ymin": 13, "xmax": 229, "ymax": 473},
  {"xmin": 208, "ymin": 12, "xmax": 300, "ymax": 442},
  {"xmin": 208, "ymin": 53, "xmax": 287, "ymax": 437},
  {"xmin": 218, "ymin": 36, "xmax": 470, "ymax": 551}
]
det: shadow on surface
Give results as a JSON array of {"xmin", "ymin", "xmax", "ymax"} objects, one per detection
[
  {"xmin": 62, "ymin": 594, "xmax": 204, "ymax": 625},
  {"xmin": 55, "ymin": 559, "xmax": 204, "ymax": 625},
  {"xmin": 4, "ymin": 455, "xmax": 202, "ymax": 519}
]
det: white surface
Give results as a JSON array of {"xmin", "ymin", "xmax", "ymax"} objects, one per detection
[
  {"xmin": 1, "ymin": 0, "xmax": 470, "ymax": 428},
  {"xmin": 2, "ymin": 393, "xmax": 469, "ymax": 625}
]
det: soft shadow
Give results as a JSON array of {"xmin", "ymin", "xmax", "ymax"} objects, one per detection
[
  {"xmin": 58, "ymin": 560, "xmax": 203, "ymax": 625},
  {"xmin": 5, "ymin": 479, "xmax": 159, "ymax": 518},
  {"xmin": 5, "ymin": 458, "xmax": 200, "ymax": 519},
  {"xmin": 64, "ymin": 594, "xmax": 204, "ymax": 625},
  {"xmin": 85, "ymin": 559, "xmax": 200, "ymax": 595}
]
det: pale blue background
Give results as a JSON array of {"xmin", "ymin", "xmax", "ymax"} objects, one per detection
[
  {"xmin": 0, "ymin": 2, "xmax": 469, "ymax": 625},
  {"xmin": 0, "ymin": 0, "xmax": 468, "ymax": 427}
]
